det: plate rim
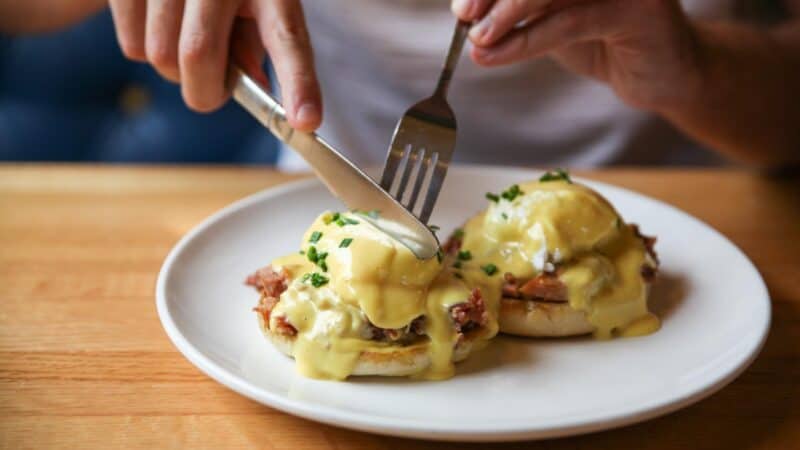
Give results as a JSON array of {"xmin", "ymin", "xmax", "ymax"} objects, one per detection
[{"xmin": 155, "ymin": 165, "xmax": 771, "ymax": 441}]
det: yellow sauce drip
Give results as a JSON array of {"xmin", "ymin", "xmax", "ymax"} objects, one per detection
[
  {"xmin": 462, "ymin": 180, "xmax": 659, "ymax": 339},
  {"xmin": 269, "ymin": 212, "xmax": 499, "ymax": 380}
]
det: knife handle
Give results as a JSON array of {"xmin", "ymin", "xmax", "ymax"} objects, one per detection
[{"xmin": 227, "ymin": 65, "xmax": 296, "ymax": 144}]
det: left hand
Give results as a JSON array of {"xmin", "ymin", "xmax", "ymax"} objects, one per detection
[{"xmin": 451, "ymin": 0, "xmax": 706, "ymax": 113}]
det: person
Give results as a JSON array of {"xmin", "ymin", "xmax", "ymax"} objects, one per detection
[{"xmin": 3, "ymin": 0, "xmax": 799, "ymax": 169}]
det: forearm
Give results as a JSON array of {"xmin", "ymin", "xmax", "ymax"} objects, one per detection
[
  {"xmin": 661, "ymin": 21, "xmax": 800, "ymax": 168},
  {"xmin": 0, "ymin": 0, "xmax": 107, "ymax": 34}
]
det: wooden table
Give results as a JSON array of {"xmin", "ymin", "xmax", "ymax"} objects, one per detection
[{"xmin": 1, "ymin": 165, "xmax": 798, "ymax": 450}]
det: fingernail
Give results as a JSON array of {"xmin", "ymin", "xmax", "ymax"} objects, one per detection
[
  {"xmin": 296, "ymin": 103, "xmax": 319, "ymax": 125},
  {"xmin": 469, "ymin": 16, "xmax": 491, "ymax": 42},
  {"xmin": 451, "ymin": 0, "xmax": 472, "ymax": 17}
]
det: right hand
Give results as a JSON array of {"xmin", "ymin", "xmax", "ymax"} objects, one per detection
[{"xmin": 109, "ymin": 0, "xmax": 322, "ymax": 131}]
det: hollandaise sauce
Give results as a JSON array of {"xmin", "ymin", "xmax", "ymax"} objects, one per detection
[
  {"xmin": 461, "ymin": 179, "xmax": 660, "ymax": 338},
  {"xmin": 267, "ymin": 212, "xmax": 499, "ymax": 380}
]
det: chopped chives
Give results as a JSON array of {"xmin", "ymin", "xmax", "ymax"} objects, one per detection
[
  {"xmin": 481, "ymin": 263, "xmax": 498, "ymax": 276},
  {"xmin": 309, "ymin": 231, "xmax": 322, "ymax": 243},
  {"xmin": 500, "ymin": 184, "xmax": 523, "ymax": 202},
  {"xmin": 335, "ymin": 216, "xmax": 359, "ymax": 227},
  {"xmin": 317, "ymin": 252, "xmax": 328, "ymax": 272},
  {"xmin": 303, "ymin": 272, "xmax": 329, "ymax": 288},
  {"xmin": 324, "ymin": 212, "xmax": 341, "ymax": 225},
  {"xmin": 306, "ymin": 246, "xmax": 318, "ymax": 263},
  {"xmin": 457, "ymin": 250, "xmax": 472, "ymax": 261},
  {"xmin": 339, "ymin": 238, "xmax": 353, "ymax": 248},
  {"xmin": 539, "ymin": 168, "xmax": 572, "ymax": 184}
]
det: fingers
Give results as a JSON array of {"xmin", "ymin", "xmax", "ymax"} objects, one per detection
[
  {"xmin": 469, "ymin": 0, "xmax": 550, "ymax": 46},
  {"xmin": 145, "ymin": 0, "xmax": 184, "ymax": 82},
  {"xmin": 109, "ymin": 0, "xmax": 147, "ymax": 61},
  {"xmin": 471, "ymin": 0, "xmax": 617, "ymax": 66},
  {"xmin": 178, "ymin": 0, "xmax": 240, "ymax": 112},
  {"xmin": 110, "ymin": 0, "xmax": 318, "ymax": 118},
  {"xmin": 468, "ymin": 0, "xmax": 584, "ymax": 47},
  {"xmin": 231, "ymin": 18, "xmax": 270, "ymax": 88},
  {"xmin": 451, "ymin": 0, "xmax": 496, "ymax": 22},
  {"xmin": 252, "ymin": 0, "xmax": 322, "ymax": 131}
]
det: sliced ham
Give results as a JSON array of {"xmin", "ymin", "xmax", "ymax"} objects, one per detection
[
  {"xmin": 248, "ymin": 266, "xmax": 290, "ymax": 325},
  {"xmin": 518, "ymin": 273, "xmax": 568, "ymax": 301}
]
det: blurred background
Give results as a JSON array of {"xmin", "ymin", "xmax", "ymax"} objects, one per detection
[{"xmin": 0, "ymin": 9, "xmax": 279, "ymax": 164}]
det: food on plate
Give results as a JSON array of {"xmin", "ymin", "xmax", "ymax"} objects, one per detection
[
  {"xmin": 246, "ymin": 211, "xmax": 500, "ymax": 381},
  {"xmin": 445, "ymin": 169, "xmax": 660, "ymax": 338}
]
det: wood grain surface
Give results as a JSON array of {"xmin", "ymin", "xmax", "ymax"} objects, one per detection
[{"xmin": 1, "ymin": 165, "xmax": 798, "ymax": 450}]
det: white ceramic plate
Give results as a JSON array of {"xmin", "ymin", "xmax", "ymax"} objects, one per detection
[{"xmin": 156, "ymin": 166, "xmax": 770, "ymax": 442}]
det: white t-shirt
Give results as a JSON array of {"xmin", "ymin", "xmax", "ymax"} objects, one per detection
[{"xmin": 278, "ymin": 0, "xmax": 735, "ymax": 170}]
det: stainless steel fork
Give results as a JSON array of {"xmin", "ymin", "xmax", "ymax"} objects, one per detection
[{"xmin": 379, "ymin": 20, "xmax": 469, "ymax": 224}]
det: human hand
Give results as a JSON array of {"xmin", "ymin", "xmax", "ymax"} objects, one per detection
[
  {"xmin": 451, "ymin": 0, "xmax": 705, "ymax": 113},
  {"xmin": 109, "ymin": 0, "xmax": 321, "ymax": 131}
]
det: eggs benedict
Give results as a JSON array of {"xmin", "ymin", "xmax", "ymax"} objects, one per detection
[
  {"xmin": 446, "ymin": 170, "xmax": 660, "ymax": 339},
  {"xmin": 246, "ymin": 211, "xmax": 499, "ymax": 380}
]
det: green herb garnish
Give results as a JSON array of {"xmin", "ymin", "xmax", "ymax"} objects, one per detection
[
  {"xmin": 501, "ymin": 184, "xmax": 524, "ymax": 202},
  {"xmin": 339, "ymin": 238, "xmax": 353, "ymax": 248},
  {"xmin": 317, "ymin": 251, "xmax": 329, "ymax": 272},
  {"xmin": 309, "ymin": 231, "xmax": 322, "ymax": 243},
  {"xmin": 307, "ymin": 246, "xmax": 329, "ymax": 271},
  {"xmin": 501, "ymin": 213, "xmax": 508, "ymax": 220},
  {"xmin": 453, "ymin": 229, "xmax": 465, "ymax": 239},
  {"xmin": 306, "ymin": 245, "xmax": 319, "ymax": 263},
  {"xmin": 335, "ymin": 216, "xmax": 360, "ymax": 227},
  {"xmin": 323, "ymin": 212, "xmax": 341, "ymax": 225},
  {"xmin": 539, "ymin": 168, "xmax": 572, "ymax": 183},
  {"xmin": 304, "ymin": 272, "xmax": 329, "ymax": 288},
  {"xmin": 452, "ymin": 260, "xmax": 462, "ymax": 269},
  {"xmin": 457, "ymin": 250, "xmax": 472, "ymax": 261},
  {"xmin": 481, "ymin": 263, "xmax": 498, "ymax": 276},
  {"xmin": 485, "ymin": 192, "xmax": 500, "ymax": 203}
]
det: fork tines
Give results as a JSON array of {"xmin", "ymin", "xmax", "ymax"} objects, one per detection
[{"xmin": 379, "ymin": 115, "xmax": 454, "ymax": 224}]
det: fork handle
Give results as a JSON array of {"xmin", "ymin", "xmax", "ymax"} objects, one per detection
[{"xmin": 434, "ymin": 20, "xmax": 470, "ymax": 98}]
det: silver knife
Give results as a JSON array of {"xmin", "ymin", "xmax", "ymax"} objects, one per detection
[{"xmin": 227, "ymin": 66, "xmax": 440, "ymax": 260}]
